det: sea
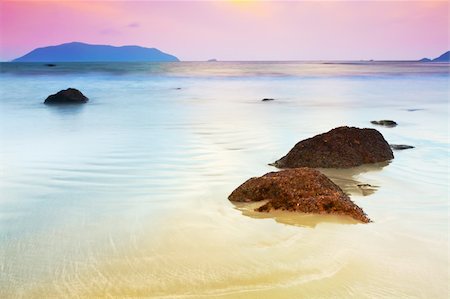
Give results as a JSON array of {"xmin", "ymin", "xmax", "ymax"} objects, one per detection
[{"xmin": 0, "ymin": 61, "xmax": 449, "ymax": 298}]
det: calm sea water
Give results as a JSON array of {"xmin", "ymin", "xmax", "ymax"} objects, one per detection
[{"xmin": 0, "ymin": 62, "xmax": 449, "ymax": 298}]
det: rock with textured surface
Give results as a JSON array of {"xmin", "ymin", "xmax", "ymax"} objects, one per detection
[
  {"xmin": 272, "ymin": 126, "xmax": 393, "ymax": 169},
  {"xmin": 228, "ymin": 168, "xmax": 370, "ymax": 223},
  {"xmin": 44, "ymin": 88, "xmax": 88, "ymax": 104}
]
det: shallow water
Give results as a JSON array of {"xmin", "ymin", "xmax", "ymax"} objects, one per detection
[{"xmin": 0, "ymin": 62, "xmax": 449, "ymax": 298}]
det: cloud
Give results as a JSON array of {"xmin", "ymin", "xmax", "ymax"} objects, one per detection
[
  {"xmin": 99, "ymin": 28, "xmax": 120, "ymax": 35},
  {"xmin": 127, "ymin": 22, "xmax": 140, "ymax": 28}
]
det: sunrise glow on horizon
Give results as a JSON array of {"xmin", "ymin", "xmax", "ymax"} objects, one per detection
[{"xmin": 0, "ymin": 1, "xmax": 448, "ymax": 61}]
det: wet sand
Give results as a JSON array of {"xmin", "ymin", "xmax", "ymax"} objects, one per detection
[{"xmin": 13, "ymin": 164, "xmax": 448, "ymax": 298}]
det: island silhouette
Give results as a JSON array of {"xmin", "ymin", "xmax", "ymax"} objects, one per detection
[
  {"xmin": 419, "ymin": 50, "xmax": 449, "ymax": 62},
  {"xmin": 13, "ymin": 42, "xmax": 179, "ymax": 62}
]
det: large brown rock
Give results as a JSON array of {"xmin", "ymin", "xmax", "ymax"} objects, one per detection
[
  {"xmin": 229, "ymin": 168, "xmax": 370, "ymax": 223},
  {"xmin": 272, "ymin": 126, "xmax": 393, "ymax": 168},
  {"xmin": 44, "ymin": 88, "xmax": 88, "ymax": 104}
]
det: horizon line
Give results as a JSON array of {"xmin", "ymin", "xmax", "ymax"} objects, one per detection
[{"xmin": 2, "ymin": 59, "xmax": 449, "ymax": 63}]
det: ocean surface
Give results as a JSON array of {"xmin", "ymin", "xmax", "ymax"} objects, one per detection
[{"xmin": 0, "ymin": 61, "xmax": 449, "ymax": 298}]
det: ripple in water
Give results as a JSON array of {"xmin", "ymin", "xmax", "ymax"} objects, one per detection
[{"xmin": 0, "ymin": 62, "xmax": 448, "ymax": 298}]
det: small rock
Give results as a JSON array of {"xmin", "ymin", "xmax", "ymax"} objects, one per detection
[
  {"xmin": 371, "ymin": 120, "xmax": 397, "ymax": 127},
  {"xmin": 357, "ymin": 183, "xmax": 373, "ymax": 188},
  {"xmin": 262, "ymin": 98, "xmax": 275, "ymax": 101},
  {"xmin": 228, "ymin": 168, "xmax": 370, "ymax": 223},
  {"xmin": 44, "ymin": 63, "xmax": 56, "ymax": 67},
  {"xmin": 273, "ymin": 126, "xmax": 394, "ymax": 169},
  {"xmin": 356, "ymin": 183, "xmax": 378, "ymax": 196},
  {"xmin": 44, "ymin": 88, "xmax": 88, "ymax": 104},
  {"xmin": 390, "ymin": 144, "xmax": 414, "ymax": 150}
]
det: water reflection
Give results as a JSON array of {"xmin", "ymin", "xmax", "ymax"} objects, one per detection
[
  {"xmin": 44, "ymin": 103, "xmax": 86, "ymax": 116},
  {"xmin": 232, "ymin": 201, "xmax": 359, "ymax": 228},
  {"xmin": 319, "ymin": 161, "xmax": 390, "ymax": 196}
]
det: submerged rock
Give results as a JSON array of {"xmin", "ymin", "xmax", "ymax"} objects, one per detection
[
  {"xmin": 371, "ymin": 120, "xmax": 397, "ymax": 127},
  {"xmin": 44, "ymin": 88, "xmax": 88, "ymax": 104},
  {"xmin": 228, "ymin": 168, "xmax": 370, "ymax": 223},
  {"xmin": 272, "ymin": 126, "xmax": 394, "ymax": 169},
  {"xmin": 44, "ymin": 63, "xmax": 56, "ymax": 67},
  {"xmin": 390, "ymin": 144, "xmax": 414, "ymax": 150},
  {"xmin": 262, "ymin": 98, "xmax": 275, "ymax": 101},
  {"xmin": 357, "ymin": 183, "xmax": 374, "ymax": 188},
  {"xmin": 357, "ymin": 183, "xmax": 379, "ymax": 196}
]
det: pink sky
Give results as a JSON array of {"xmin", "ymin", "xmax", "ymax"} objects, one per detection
[{"xmin": 0, "ymin": 1, "xmax": 448, "ymax": 61}]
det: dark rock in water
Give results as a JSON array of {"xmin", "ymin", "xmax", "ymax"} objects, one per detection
[
  {"xmin": 44, "ymin": 63, "xmax": 56, "ymax": 67},
  {"xmin": 44, "ymin": 88, "xmax": 88, "ymax": 104},
  {"xmin": 371, "ymin": 120, "xmax": 397, "ymax": 127},
  {"xmin": 272, "ymin": 126, "xmax": 394, "ymax": 169},
  {"xmin": 406, "ymin": 108, "xmax": 424, "ymax": 112},
  {"xmin": 390, "ymin": 144, "xmax": 414, "ymax": 150},
  {"xmin": 357, "ymin": 183, "xmax": 373, "ymax": 188},
  {"xmin": 228, "ymin": 168, "xmax": 370, "ymax": 223},
  {"xmin": 262, "ymin": 98, "xmax": 275, "ymax": 101}
]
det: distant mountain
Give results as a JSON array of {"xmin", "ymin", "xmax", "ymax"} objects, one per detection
[
  {"xmin": 13, "ymin": 42, "xmax": 179, "ymax": 62},
  {"xmin": 432, "ymin": 51, "xmax": 449, "ymax": 62},
  {"xmin": 419, "ymin": 51, "xmax": 449, "ymax": 62}
]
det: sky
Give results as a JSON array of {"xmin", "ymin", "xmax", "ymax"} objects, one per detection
[{"xmin": 0, "ymin": 0, "xmax": 448, "ymax": 61}]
